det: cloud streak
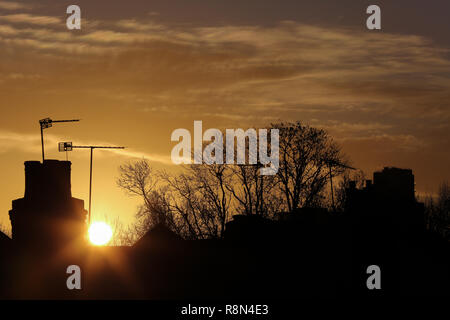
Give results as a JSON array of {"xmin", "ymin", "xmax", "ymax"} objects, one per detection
[
  {"xmin": 0, "ymin": 130, "xmax": 171, "ymax": 165},
  {"xmin": 0, "ymin": 1, "xmax": 30, "ymax": 11},
  {"xmin": 0, "ymin": 13, "xmax": 60, "ymax": 26}
]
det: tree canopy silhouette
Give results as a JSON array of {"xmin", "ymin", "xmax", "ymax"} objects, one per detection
[{"xmin": 117, "ymin": 121, "xmax": 348, "ymax": 241}]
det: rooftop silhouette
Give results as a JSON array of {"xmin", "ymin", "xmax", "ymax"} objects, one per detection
[{"xmin": 0, "ymin": 160, "xmax": 448, "ymax": 299}]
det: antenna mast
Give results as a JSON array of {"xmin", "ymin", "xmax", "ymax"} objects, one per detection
[
  {"xmin": 59, "ymin": 142, "xmax": 125, "ymax": 225},
  {"xmin": 39, "ymin": 118, "xmax": 80, "ymax": 162},
  {"xmin": 325, "ymin": 159, "xmax": 356, "ymax": 212}
]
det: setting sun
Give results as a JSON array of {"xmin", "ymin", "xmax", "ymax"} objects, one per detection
[{"xmin": 88, "ymin": 222, "xmax": 113, "ymax": 246}]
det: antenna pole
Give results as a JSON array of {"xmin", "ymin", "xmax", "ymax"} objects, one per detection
[
  {"xmin": 40, "ymin": 125, "xmax": 45, "ymax": 162},
  {"xmin": 58, "ymin": 142, "xmax": 125, "ymax": 226},
  {"xmin": 323, "ymin": 158, "xmax": 356, "ymax": 212},
  {"xmin": 329, "ymin": 164, "xmax": 335, "ymax": 212},
  {"xmin": 88, "ymin": 147, "xmax": 93, "ymax": 225}
]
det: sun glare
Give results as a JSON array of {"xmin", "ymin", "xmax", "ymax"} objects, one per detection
[{"xmin": 88, "ymin": 222, "xmax": 113, "ymax": 246}]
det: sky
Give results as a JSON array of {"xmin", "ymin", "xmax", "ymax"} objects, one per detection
[{"xmin": 1, "ymin": 0, "xmax": 449, "ymax": 230}]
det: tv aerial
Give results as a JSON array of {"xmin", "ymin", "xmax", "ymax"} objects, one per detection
[
  {"xmin": 39, "ymin": 118, "xmax": 80, "ymax": 162},
  {"xmin": 59, "ymin": 142, "xmax": 125, "ymax": 225}
]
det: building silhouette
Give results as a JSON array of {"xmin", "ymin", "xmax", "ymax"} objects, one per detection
[
  {"xmin": 0, "ymin": 161, "xmax": 448, "ymax": 299},
  {"xmin": 372, "ymin": 167, "xmax": 415, "ymax": 202},
  {"xmin": 346, "ymin": 166, "xmax": 425, "ymax": 244}
]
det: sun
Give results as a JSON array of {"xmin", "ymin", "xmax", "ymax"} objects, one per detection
[{"xmin": 88, "ymin": 222, "xmax": 113, "ymax": 246}]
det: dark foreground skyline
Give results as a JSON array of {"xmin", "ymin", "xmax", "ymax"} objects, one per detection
[{"xmin": 0, "ymin": 159, "xmax": 448, "ymax": 299}]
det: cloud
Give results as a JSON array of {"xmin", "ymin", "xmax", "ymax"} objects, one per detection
[
  {"xmin": 0, "ymin": 131, "xmax": 171, "ymax": 165},
  {"xmin": 0, "ymin": 13, "xmax": 60, "ymax": 26},
  {"xmin": 340, "ymin": 134, "xmax": 426, "ymax": 153},
  {"xmin": 0, "ymin": 1, "xmax": 30, "ymax": 10},
  {"xmin": 116, "ymin": 19, "xmax": 165, "ymax": 32},
  {"xmin": 0, "ymin": 24, "xmax": 16, "ymax": 35}
]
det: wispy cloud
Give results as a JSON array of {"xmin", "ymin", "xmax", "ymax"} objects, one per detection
[
  {"xmin": 0, "ymin": 13, "xmax": 60, "ymax": 26},
  {"xmin": 0, "ymin": 1, "xmax": 31, "ymax": 11},
  {"xmin": 0, "ymin": 130, "xmax": 171, "ymax": 165},
  {"xmin": 116, "ymin": 19, "xmax": 165, "ymax": 32}
]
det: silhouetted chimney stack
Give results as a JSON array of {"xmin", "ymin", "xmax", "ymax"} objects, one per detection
[{"xmin": 9, "ymin": 160, "xmax": 87, "ymax": 251}]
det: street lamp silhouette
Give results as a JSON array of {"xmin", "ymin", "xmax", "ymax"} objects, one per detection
[
  {"xmin": 58, "ymin": 142, "xmax": 125, "ymax": 225},
  {"xmin": 39, "ymin": 118, "xmax": 80, "ymax": 162}
]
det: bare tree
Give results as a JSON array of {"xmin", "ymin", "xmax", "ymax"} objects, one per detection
[
  {"xmin": 116, "ymin": 122, "xmax": 349, "ymax": 243},
  {"xmin": 117, "ymin": 160, "xmax": 178, "ymax": 240},
  {"xmin": 117, "ymin": 159, "xmax": 232, "ymax": 241},
  {"xmin": 117, "ymin": 160, "xmax": 157, "ymax": 212},
  {"xmin": 425, "ymin": 181, "xmax": 450, "ymax": 240},
  {"xmin": 334, "ymin": 169, "xmax": 366, "ymax": 212},
  {"xmin": 160, "ymin": 164, "xmax": 232, "ymax": 239},
  {"xmin": 226, "ymin": 163, "xmax": 280, "ymax": 217},
  {"xmin": 272, "ymin": 121, "xmax": 348, "ymax": 212}
]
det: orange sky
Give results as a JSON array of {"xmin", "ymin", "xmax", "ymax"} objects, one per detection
[{"xmin": 1, "ymin": 0, "xmax": 450, "ymax": 231}]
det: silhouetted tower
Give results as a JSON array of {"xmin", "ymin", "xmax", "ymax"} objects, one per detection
[
  {"xmin": 8, "ymin": 160, "xmax": 87, "ymax": 251},
  {"xmin": 345, "ymin": 166, "xmax": 424, "ymax": 247},
  {"xmin": 373, "ymin": 167, "xmax": 415, "ymax": 203}
]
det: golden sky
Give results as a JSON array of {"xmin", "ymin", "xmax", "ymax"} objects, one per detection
[{"xmin": 1, "ymin": 0, "xmax": 450, "ymax": 229}]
